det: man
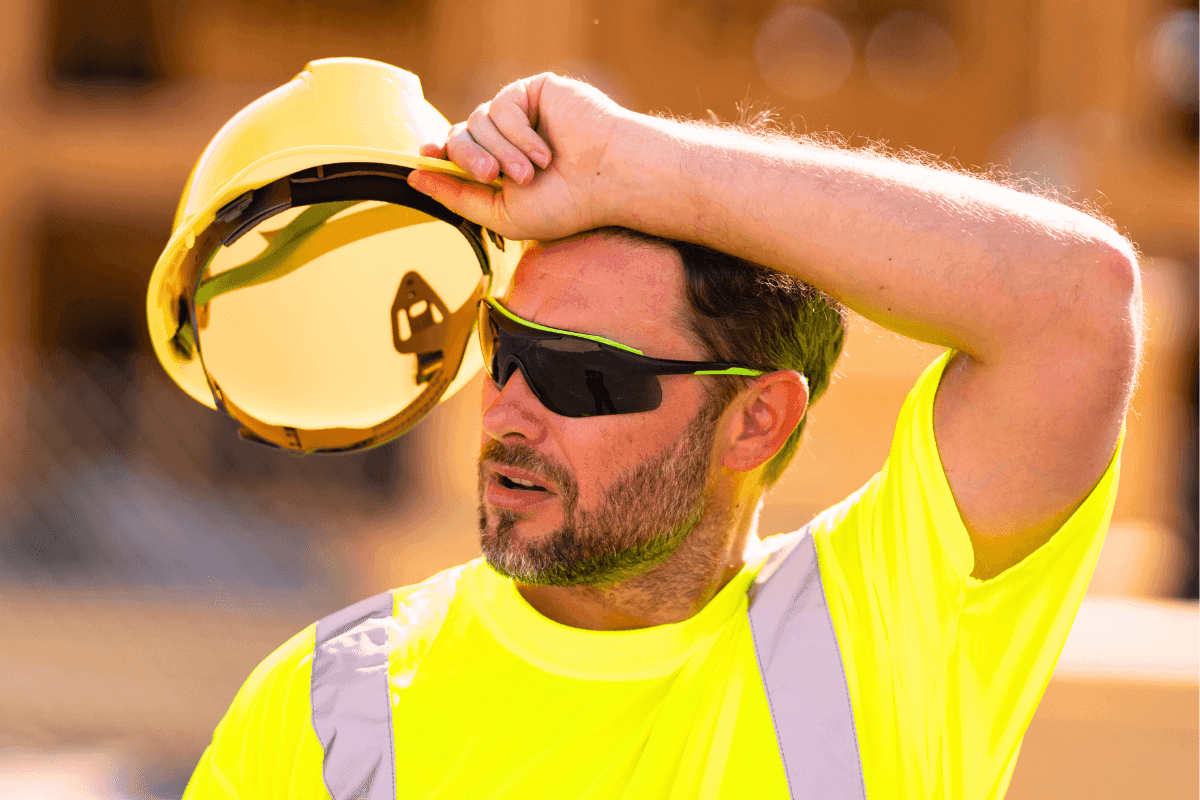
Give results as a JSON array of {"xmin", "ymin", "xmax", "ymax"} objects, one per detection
[{"xmin": 184, "ymin": 74, "xmax": 1141, "ymax": 799}]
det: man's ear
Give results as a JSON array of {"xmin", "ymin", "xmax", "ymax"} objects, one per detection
[{"xmin": 721, "ymin": 370, "xmax": 809, "ymax": 473}]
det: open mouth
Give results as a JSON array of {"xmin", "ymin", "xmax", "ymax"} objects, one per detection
[{"xmin": 496, "ymin": 473, "xmax": 548, "ymax": 492}]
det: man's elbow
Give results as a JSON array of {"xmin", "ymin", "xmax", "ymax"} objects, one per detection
[
  {"xmin": 1096, "ymin": 235, "xmax": 1142, "ymax": 310},
  {"xmin": 1080, "ymin": 238, "xmax": 1144, "ymax": 402}
]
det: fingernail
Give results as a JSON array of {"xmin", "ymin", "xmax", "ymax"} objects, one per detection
[
  {"xmin": 510, "ymin": 163, "xmax": 530, "ymax": 183},
  {"xmin": 473, "ymin": 157, "xmax": 492, "ymax": 179},
  {"xmin": 532, "ymin": 150, "xmax": 551, "ymax": 169}
]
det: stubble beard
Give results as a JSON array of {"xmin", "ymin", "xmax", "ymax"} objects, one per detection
[{"xmin": 477, "ymin": 399, "xmax": 724, "ymax": 588}]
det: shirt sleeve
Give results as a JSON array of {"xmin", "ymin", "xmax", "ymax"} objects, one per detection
[
  {"xmin": 812, "ymin": 350, "xmax": 1122, "ymax": 800},
  {"xmin": 182, "ymin": 625, "xmax": 330, "ymax": 800}
]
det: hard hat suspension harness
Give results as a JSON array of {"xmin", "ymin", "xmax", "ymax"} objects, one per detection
[{"xmin": 169, "ymin": 162, "xmax": 499, "ymax": 454}]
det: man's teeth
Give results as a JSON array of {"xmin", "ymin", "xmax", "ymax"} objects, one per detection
[{"xmin": 498, "ymin": 473, "xmax": 546, "ymax": 491}]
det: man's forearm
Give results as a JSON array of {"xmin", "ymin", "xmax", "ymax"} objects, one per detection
[{"xmin": 602, "ymin": 111, "xmax": 1139, "ymax": 365}]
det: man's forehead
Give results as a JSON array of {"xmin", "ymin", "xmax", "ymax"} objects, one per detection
[{"xmin": 505, "ymin": 233, "xmax": 698, "ymax": 357}]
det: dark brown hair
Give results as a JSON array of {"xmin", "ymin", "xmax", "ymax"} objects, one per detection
[{"xmin": 595, "ymin": 228, "xmax": 846, "ymax": 485}]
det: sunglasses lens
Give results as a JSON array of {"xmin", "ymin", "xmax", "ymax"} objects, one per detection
[
  {"xmin": 527, "ymin": 342, "xmax": 662, "ymax": 416},
  {"xmin": 478, "ymin": 302, "xmax": 502, "ymax": 379},
  {"xmin": 480, "ymin": 303, "xmax": 662, "ymax": 416}
]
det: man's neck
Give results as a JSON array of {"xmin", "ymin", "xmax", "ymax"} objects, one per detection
[{"xmin": 515, "ymin": 495, "xmax": 763, "ymax": 631}]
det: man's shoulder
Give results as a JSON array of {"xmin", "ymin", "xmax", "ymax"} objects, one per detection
[
  {"xmin": 239, "ymin": 560, "xmax": 478, "ymax": 706},
  {"xmin": 388, "ymin": 559, "xmax": 476, "ymax": 620},
  {"xmin": 332, "ymin": 560, "xmax": 476, "ymax": 679}
]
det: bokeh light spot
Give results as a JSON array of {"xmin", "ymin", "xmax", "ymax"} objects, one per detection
[
  {"xmin": 755, "ymin": 5, "xmax": 855, "ymax": 100},
  {"xmin": 864, "ymin": 10, "xmax": 959, "ymax": 104},
  {"xmin": 1148, "ymin": 9, "xmax": 1199, "ymax": 107}
]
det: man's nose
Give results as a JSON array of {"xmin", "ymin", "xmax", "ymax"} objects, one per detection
[{"xmin": 481, "ymin": 363, "xmax": 550, "ymax": 443}]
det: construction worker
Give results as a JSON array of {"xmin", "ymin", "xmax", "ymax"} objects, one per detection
[{"xmin": 174, "ymin": 64, "xmax": 1140, "ymax": 799}]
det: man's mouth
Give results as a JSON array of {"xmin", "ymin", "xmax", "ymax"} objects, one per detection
[{"xmin": 495, "ymin": 473, "xmax": 549, "ymax": 492}]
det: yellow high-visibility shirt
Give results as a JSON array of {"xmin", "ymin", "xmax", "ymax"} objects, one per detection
[
  {"xmin": 183, "ymin": 351, "xmax": 1120, "ymax": 799},
  {"xmin": 816, "ymin": 352, "xmax": 1121, "ymax": 799}
]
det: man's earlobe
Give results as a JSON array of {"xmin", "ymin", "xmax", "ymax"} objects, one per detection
[{"xmin": 722, "ymin": 371, "xmax": 808, "ymax": 473}]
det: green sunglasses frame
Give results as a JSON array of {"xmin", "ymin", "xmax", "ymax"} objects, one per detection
[{"xmin": 480, "ymin": 297, "xmax": 766, "ymax": 417}]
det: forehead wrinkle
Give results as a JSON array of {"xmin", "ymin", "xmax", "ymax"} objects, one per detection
[{"xmin": 506, "ymin": 235, "xmax": 701, "ymax": 360}]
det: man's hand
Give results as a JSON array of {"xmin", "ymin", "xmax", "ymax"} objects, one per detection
[{"xmin": 408, "ymin": 73, "xmax": 623, "ymax": 241}]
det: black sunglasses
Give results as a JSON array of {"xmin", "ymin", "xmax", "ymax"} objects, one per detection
[{"xmin": 478, "ymin": 297, "xmax": 765, "ymax": 417}]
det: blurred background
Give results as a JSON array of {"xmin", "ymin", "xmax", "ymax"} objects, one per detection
[{"xmin": 0, "ymin": 0, "xmax": 1195, "ymax": 797}]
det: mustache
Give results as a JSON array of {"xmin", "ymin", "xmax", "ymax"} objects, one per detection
[{"xmin": 479, "ymin": 439, "xmax": 578, "ymax": 501}]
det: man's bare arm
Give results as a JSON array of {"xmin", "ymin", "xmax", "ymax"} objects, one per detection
[{"xmin": 409, "ymin": 74, "xmax": 1143, "ymax": 579}]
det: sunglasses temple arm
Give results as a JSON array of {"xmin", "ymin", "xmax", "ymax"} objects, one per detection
[{"xmin": 691, "ymin": 367, "xmax": 764, "ymax": 376}]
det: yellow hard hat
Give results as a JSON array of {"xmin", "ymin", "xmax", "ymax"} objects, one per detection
[{"xmin": 147, "ymin": 57, "xmax": 518, "ymax": 453}]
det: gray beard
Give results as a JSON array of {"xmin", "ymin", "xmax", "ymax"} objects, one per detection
[{"xmin": 477, "ymin": 399, "xmax": 722, "ymax": 587}]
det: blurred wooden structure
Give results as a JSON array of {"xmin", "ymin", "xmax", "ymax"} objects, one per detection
[{"xmin": 0, "ymin": 0, "xmax": 1195, "ymax": 796}]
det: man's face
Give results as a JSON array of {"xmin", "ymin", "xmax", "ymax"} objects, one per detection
[{"xmin": 477, "ymin": 234, "xmax": 726, "ymax": 587}]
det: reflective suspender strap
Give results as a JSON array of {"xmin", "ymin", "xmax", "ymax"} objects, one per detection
[
  {"xmin": 312, "ymin": 591, "xmax": 397, "ymax": 800},
  {"xmin": 747, "ymin": 528, "xmax": 868, "ymax": 800}
]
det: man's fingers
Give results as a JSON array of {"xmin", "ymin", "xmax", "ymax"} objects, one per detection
[
  {"xmin": 468, "ymin": 104, "xmax": 537, "ymax": 184},
  {"xmin": 418, "ymin": 142, "xmax": 446, "ymax": 159},
  {"xmin": 406, "ymin": 170, "xmax": 508, "ymax": 234},
  {"xmin": 490, "ymin": 81, "xmax": 552, "ymax": 169},
  {"xmin": 445, "ymin": 121, "xmax": 500, "ymax": 183}
]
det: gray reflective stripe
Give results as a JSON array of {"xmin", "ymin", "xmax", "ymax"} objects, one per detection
[
  {"xmin": 748, "ymin": 527, "xmax": 867, "ymax": 800},
  {"xmin": 312, "ymin": 591, "xmax": 396, "ymax": 800}
]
